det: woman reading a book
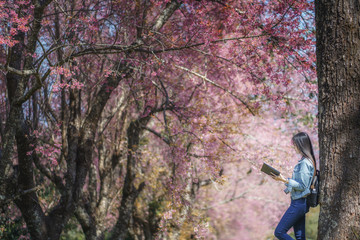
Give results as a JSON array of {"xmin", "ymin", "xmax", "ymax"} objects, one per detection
[{"xmin": 271, "ymin": 132, "xmax": 316, "ymax": 240}]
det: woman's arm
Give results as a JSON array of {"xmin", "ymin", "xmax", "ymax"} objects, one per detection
[
  {"xmin": 271, "ymin": 173, "xmax": 289, "ymax": 184},
  {"xmin": 286, "ymin": 161, "xmax": 313, "ymax": 191}
]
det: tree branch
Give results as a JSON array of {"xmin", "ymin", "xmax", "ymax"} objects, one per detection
[
  {"xmin": 151, "ymin": 0, "xmax": 181, "ymax": 32},
  {"xmin": 0, "ymin": 64, "xmax": 37, "ymax": 76},
  {"xmin": 144, "ymin": 127, "xmax": 170, "ymax": 144},
  {"xmin": 136, "ymin": 34, "xmax": 268, "ymax": 54},
  {"xmin": 0, "ymin": 186, "xmax": 42, "ymax": 208},
  {"xmin": 174, "ymin": 64, "xmax": 255, "ymax": 115},
  {"xmin": 201, "ymin": 192, "xmax": 248, "ymax": 210}
]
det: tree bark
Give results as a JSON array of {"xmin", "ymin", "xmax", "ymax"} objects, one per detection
[
  {"xmin": 110, "ymin": 118, "xmax": 148, "ymax": 240},
  {"xmin": 316, "ymin": 0, "xmax": 360, "ymax": 239},
  {"xmin": 1, "ymin": 1, "xmax": 52, "ymax": 238},
  {"xmin": 45, "ymin": 62, "xmax": 131, "ymax": 240}
]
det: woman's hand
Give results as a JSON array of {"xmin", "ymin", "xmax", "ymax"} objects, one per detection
[{"xmin": 270, "ymin": 173, "xmax": 288, "ymax": 183}]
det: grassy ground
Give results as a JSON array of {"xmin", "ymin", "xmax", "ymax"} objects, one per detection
[
  {"xmin": 266, "ymin": 206, "xmax": 320, "ymax": 240},
  {"xmin": 59, "ymin": 206, "xmax": 321, "ymax": 240}
]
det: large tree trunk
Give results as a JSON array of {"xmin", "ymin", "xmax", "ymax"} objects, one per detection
[
  {"xmin": 316, "ymin": 0, "xmax": 360, "ymax": 239},
  {"xmin": 110, "ymin": 119, "xmax": 148, "ymax": 240},
  {"xmin": 1, "ymin": 1, "xmax": 53, "ymax": 238}
]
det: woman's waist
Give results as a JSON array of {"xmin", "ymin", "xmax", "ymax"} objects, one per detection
[
  {"xmin": 290, "ymin": 189, "xmax": 310, "ymax": 200},
  {"xmin": 290, "ymin": 196, "xmax": 307, "ymax": 202}
]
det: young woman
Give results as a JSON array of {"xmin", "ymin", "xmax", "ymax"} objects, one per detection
[{"xmin": 271, "ymin": 132, "xmax": 316, "ymax": 240}]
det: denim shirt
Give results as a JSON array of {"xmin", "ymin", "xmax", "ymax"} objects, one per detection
[{"xmin": 284, "ymin": 157, "xmax": 314, "ymax": 200}]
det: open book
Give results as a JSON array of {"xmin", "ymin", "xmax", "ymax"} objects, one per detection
[{"xmin": 261, "ymin": 162, "xmax": 280, "ymax": 176}]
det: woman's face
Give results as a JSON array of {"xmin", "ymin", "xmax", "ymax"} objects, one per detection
[{"xmin": 292, "ymin": 140, "xmax": 301, "ymax": 154}]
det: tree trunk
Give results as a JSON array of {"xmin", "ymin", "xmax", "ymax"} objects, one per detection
[
  {"xmin": 110, "ymin": 119, "xmax": 147, "ymax": 240},
  {"xmin": 316, "ymin": 0, "xmax": 360, "ymax": 239}
]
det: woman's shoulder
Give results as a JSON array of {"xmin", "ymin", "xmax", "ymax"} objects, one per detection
[{"xmin": 300, "ymin": 157, "xmax": 314, "ymax": 169}]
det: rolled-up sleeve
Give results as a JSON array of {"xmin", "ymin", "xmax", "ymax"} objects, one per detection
[
  {"xmin": 284, "ymin": 182, "xmax": 291, "ymax": 194},
  {"xmin": 288, "ymin": 178, "xmax": 306, "ymax": 191},
  {"xmin": 284, "ymin": 161, "xmax": 313, "ymax": 193}
]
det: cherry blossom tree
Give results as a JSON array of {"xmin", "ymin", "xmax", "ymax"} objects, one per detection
[{"xmin": 0, "ymin": 0, "xmax": 315, "ymax": 239}]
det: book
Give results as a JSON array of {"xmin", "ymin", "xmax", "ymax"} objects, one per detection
[{"xmin": 261, "ymin": 162, "xmax": 280, "ymax": 176}]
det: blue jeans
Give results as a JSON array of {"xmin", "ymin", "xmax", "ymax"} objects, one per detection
[{"xmin": 274, "ymin": 198, "xmax": 310, "ymax": 240}]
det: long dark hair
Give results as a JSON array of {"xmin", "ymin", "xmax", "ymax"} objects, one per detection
[{"xmin": 292, "ymin": 132, "xmax": 316, "ymax": 170}]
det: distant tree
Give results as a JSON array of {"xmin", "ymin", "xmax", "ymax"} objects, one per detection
[{"xmin": 316, "ymin": 0, "xmax": 360, "ymax": 239}]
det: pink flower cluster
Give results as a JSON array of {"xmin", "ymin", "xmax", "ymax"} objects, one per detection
[
  {"xmin": 51, "ymin": 66, "xmax": 84, "ymax": 92},
  {"xmin": 0, "ymin": 0, "xmax": 33, "ymax": 46}
]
